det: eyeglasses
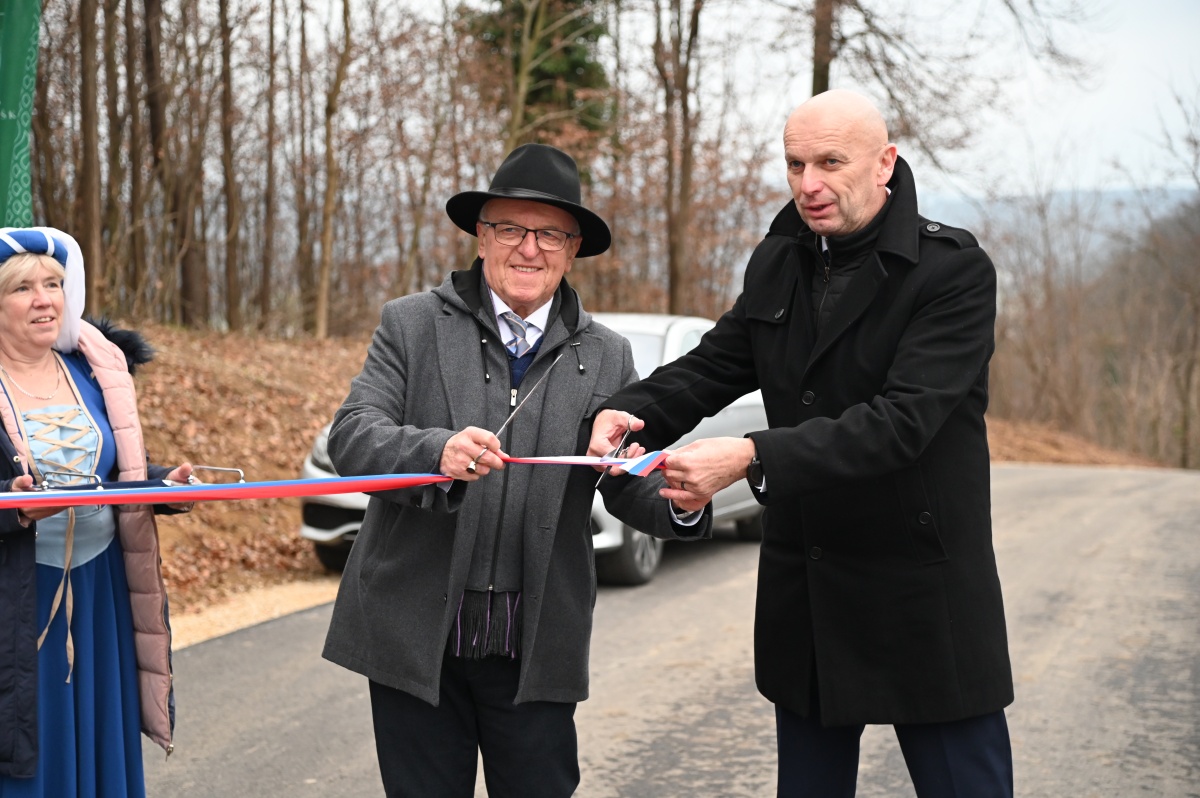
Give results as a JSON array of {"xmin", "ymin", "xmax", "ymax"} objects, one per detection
[{"xmin": 479, "ymin": 221, "xmax": 578, "ymax": 252}]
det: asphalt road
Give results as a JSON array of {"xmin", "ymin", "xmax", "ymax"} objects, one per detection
[{"xmin": 144, "ymin": 464, "xmax": 1200, "ymax": 797}]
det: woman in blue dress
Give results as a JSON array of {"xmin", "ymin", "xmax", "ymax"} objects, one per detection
[{"xmin": 0, "ymin": 228, "xmax": 192, "ymax": 797}]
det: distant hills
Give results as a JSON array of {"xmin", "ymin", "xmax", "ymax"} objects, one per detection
[{"xmin": 920, "ymin": 187, "xmax": 1197, "ymax": 241}]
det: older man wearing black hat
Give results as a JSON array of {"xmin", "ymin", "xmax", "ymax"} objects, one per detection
[{"xmin": 321, "ymin": 144, "xmax": 711, "ymax": 797}]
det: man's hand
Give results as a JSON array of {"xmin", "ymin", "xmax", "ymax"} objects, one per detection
[
  {"xmin": 588, "ymin": 409, "xmax": 645, "ymax": 456},
  {"xmin": 441, "ymin": 427, "xmax": 506, "ymax": 481},
  {"xmin": 588, "ymin": 409, "xmax": 646, "ymax": 476},
  {"xmin": 661, "ymin": 437, "xmax": 756, "ymax": 501},
  {"xmin": 665, "ymin": 489, "xmax": 712, "ymax": 515},
  {"xmin": 9, "ymin": 474, "xmax": 66, "ymax": 522}
]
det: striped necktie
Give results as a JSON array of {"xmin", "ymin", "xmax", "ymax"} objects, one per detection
[{"xmin": 500, "ymin": 311, "xmax": 533, "ymax": 357}]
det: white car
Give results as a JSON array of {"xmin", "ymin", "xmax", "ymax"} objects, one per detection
[{"xmin": 299, "ymin": 313, "xmax": 768, "ymax": 584}]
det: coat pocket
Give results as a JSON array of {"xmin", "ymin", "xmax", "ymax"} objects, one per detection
[{"xmin": 894, "ymin": 464, "xmax": 948, "ymax": 565}]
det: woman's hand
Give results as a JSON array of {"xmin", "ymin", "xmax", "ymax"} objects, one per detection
[
  {"xmin": 9, "ymin": 474, "xmax": 67, "ymax": 522},
  {"xmin": 164, "ymin": 462, "xmax": 196, "ymax": 512}
]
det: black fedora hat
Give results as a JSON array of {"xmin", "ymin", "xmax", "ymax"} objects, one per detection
[{"xmin": 445, "ymin": 143, "xmax": 611, "ymax": 258}]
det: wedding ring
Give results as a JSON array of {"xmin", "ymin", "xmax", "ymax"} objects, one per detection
[{"xmin": 681, "ymin": 481, "xmax": 687, "ymax": 491}]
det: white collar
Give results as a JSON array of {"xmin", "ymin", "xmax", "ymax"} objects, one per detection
[{"xmin": 487, "ymin": 284, "xmax": 553, "ymax": 346}]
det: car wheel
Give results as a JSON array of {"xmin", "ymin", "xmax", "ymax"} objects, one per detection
[
  {"xmin": 313, "ymin": 541, "xmax": 351, "ymax": 572},
  {"xmin": 595, "ymin": 526, "xmax": 664, "ymax": 586},
  {"xmin": 735, "ymin": 512, "xmax": 764, "ymax": 542}
]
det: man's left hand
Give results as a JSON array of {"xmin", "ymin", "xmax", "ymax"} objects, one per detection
[{"xmin": 661, "ymin": 437, "xmax": 756, "ymax": 500}]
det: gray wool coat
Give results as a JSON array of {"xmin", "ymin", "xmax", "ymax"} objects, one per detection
[{"xmin": 322, "ymin": 260, "xmax": 711, "ymax": 706}]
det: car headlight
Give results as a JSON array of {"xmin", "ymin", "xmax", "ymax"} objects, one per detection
[{"xmin": 310, "ymin": 429, "xmax": 336, "ymax": 473}]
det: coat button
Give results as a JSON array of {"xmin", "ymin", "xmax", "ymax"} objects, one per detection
[
  {"xmin": 809, "ymin": 546, "xmax": 822, "ymax": 560},
  {"xmin": 918, "ymin": 511, "xmax": 932, "ymax": 525},
  {"xmin": 801, "ymin": 391, "xmax": 815, "ymax": 405},
  {"xmin": 774, "ymin": 309, "xmax": 785, "ymax": 319},
  {"xmin": 925, "ymin": 223, "xmax": 941, "ymax": 232}
]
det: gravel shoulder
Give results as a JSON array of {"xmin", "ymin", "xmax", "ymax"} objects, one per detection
[{"xmin": 171, "ymin": 576, "xmax": 341, "ymax": 649}]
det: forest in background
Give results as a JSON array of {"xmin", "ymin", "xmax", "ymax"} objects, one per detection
[{"xmin": 16, "ymin": 0, "xmax": 1200, "ymax": 468}]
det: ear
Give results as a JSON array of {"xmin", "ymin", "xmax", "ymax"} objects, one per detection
[
  {"xmin": 878, "ymin": 144, "xmax": 898, "ymax": 186},
  {"xmin": 477, "ymin": 224, "xmax": 487, "ymax": 259}
]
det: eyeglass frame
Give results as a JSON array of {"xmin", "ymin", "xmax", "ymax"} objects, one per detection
[{"xmin": 478, "ymin": 220, "xmax": 579, "ymax": 252}]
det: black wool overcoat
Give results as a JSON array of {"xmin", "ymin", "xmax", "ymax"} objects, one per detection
[{"xmin": 607, "ymin": 157, "xmax": 1014, "ymax": 726}]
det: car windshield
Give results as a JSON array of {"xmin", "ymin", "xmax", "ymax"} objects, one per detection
[{"xmin": 621, "ymin": 332, "xmax": 665, "ymax": 379}]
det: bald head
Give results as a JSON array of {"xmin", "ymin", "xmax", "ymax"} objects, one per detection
[
  {"xmin": 787, "ymin": 90, "xmax": 890, "ymax": 149},
  {"xmin": 782, "ymin": 90, "xmax": 897, "ymax": 237}
]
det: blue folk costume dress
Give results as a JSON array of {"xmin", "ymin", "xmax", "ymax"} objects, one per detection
[
  {"xmin": 0, "ymin": 351, "xmax": 146, "ymax": 798},
  {"xmin": 0, "ymin": 227, "xmax": 172, "ymax": 798}
]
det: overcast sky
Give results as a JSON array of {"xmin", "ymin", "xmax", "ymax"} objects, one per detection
[
  {"xmin": 738, "ymin": 0, "xmax": 1200, "ymax": 199},
  {"xmin": 949, "ymin": 0, "xmax": 1200, "ymax": 195}
]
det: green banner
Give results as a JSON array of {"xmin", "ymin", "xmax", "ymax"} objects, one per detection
[{"xmin": 0, "ymin": 0, "xmax": 40, "ymax": 227}]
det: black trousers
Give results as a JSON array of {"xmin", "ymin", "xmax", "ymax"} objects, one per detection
[
  {"xmin": 775, "ymin": 702, "xmax": 1013, "ymax": 798},
  {"xmin": 369, "ymin": 655, "xmax": 578, "ymax": 798}
]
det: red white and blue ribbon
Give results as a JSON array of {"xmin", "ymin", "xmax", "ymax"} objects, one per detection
[
  {"xmin": 0, "ymin": 473, "xmax": 453, "ymax": 510},
  {"xmin": 0, "ymin": 451, "xmax": 668, "ymax": 509},
  {"xmin": 500, "ymin": 450, "xmax": 668, "ymax": 476}
]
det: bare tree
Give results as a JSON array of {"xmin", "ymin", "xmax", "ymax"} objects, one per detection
[
  {"xmin": 314, "ymin": 0, "xmax": 353, "ymax": 340},
  {"xmin": 144, "ymin": 0, "xmax": 213, "ymax": 326},
  {"xmin": 219, "ymin": 0, "xmax": 242, "ymax": 330},
  {"xmin": 772, "ymin": 0, "xmax": 1090, "ymax": 168},
  {"xmin": 124, "ymin": 0, "xmax": 149, "ymax": 317},
  {"xmin": 392, "ymin": 2, "xmax": 458, "ymax": 299},
  {"xmin": 79, "ymin": 0, "xmax": 104, "ymax": 313},
  {"xmin": 987, "ymin": 186, "xmax": 1102, "ymax": 435},
  {"xmin": 292, "ymin": 0, "xmax": 318, "ymax": 332},
  {"xmin": 101, "ymin": 0, "xmax": 128, "ymax": 312},
  {"xmin": 258, "ymin": 0, "xmax": 278, "ymax": 327},
  {"xmin": 653, "ymin": 0, "xmax": 703, "ymax": 315},
  {"xmin": 498, "ymin": 0, "xmax": 607, "ymax": 152}
]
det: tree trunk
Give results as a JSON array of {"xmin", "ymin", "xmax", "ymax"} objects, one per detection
[
  {"xmin": 144, "ymin": 0, "xmax": 208, "ymax": 327},
  {"xmin": 259, "ymin": 0, "xmax": 277, "ymax": 327},
  {"xmin": 125, "ymin": 0, "xmax": 147, "ymax": 318},
  {"xmin": 220, "ymin": 0, "xmax": 242, "ymax": 330},
  {"xmin": 655, "ymin": 0, "xmax": 703, "ymax": 315},
  {"xmin": 314, "ymin": 0, "xmax": 352, "ymax": 339},
  {"xmin": 811, "ymin": 0, "xmax": 836, "ymax": 96},
  {"xmin": 505, "ymin": 0, "xmax": 542, "ymax": 153},
  {"xmin": 295, "ymin": 0, "xmax": 316, "ymax": 332},
  {"xmin": 32, "ymin": 54, "xmax": 68, "ymax": 228},
  {"xmin": 79, "ymin": 0, "xmax": 105, "ymax": 314},
  {"xmin": 102, "ymin": 0, "xmax": 126, "ymax": 313}
]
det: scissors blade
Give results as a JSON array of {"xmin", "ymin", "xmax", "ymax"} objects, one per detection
[{"xmin": 468, "ymin": 351, "xmax": 566, "ymax": 472}]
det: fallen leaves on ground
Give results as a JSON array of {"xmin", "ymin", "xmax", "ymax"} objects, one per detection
[{"xmin": 134, "ymin": 323, "xmax": 369, "ymax": 613}]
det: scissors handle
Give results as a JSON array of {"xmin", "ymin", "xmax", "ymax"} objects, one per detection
[{"xmin": 594, "ymin": 421, "xmax": 634, "ymax": 488}]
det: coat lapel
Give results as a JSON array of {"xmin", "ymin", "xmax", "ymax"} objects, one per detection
[{"xmin": 434, "ymin": 305, "xmax": 492, "ymax": 431}]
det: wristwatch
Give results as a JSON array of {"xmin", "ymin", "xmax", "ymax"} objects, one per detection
[{"xmin": 746, "ymin": 454, "xmax": 764, "ymax": 487}]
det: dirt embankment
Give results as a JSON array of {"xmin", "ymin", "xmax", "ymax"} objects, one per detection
[
  {"xmin": 135, "ymin": 324, "xmax": 369, "ymax": 612},
  {"xmin": 129, "ymin": 323, "xmax": 1160, "ymax": 615}
]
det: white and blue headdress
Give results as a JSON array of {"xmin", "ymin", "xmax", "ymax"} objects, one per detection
[{"xmin": 0, "ymin": 227, "xmax": 86, "ymax": 353}]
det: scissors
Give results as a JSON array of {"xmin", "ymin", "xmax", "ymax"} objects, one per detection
[
  {"xmin": 594, "ymin": 415, "xmax": 634, "ymax": 488},
  {"xmin": 466, "ymin": 352, "xmax": 564, "ymax": 475}
]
